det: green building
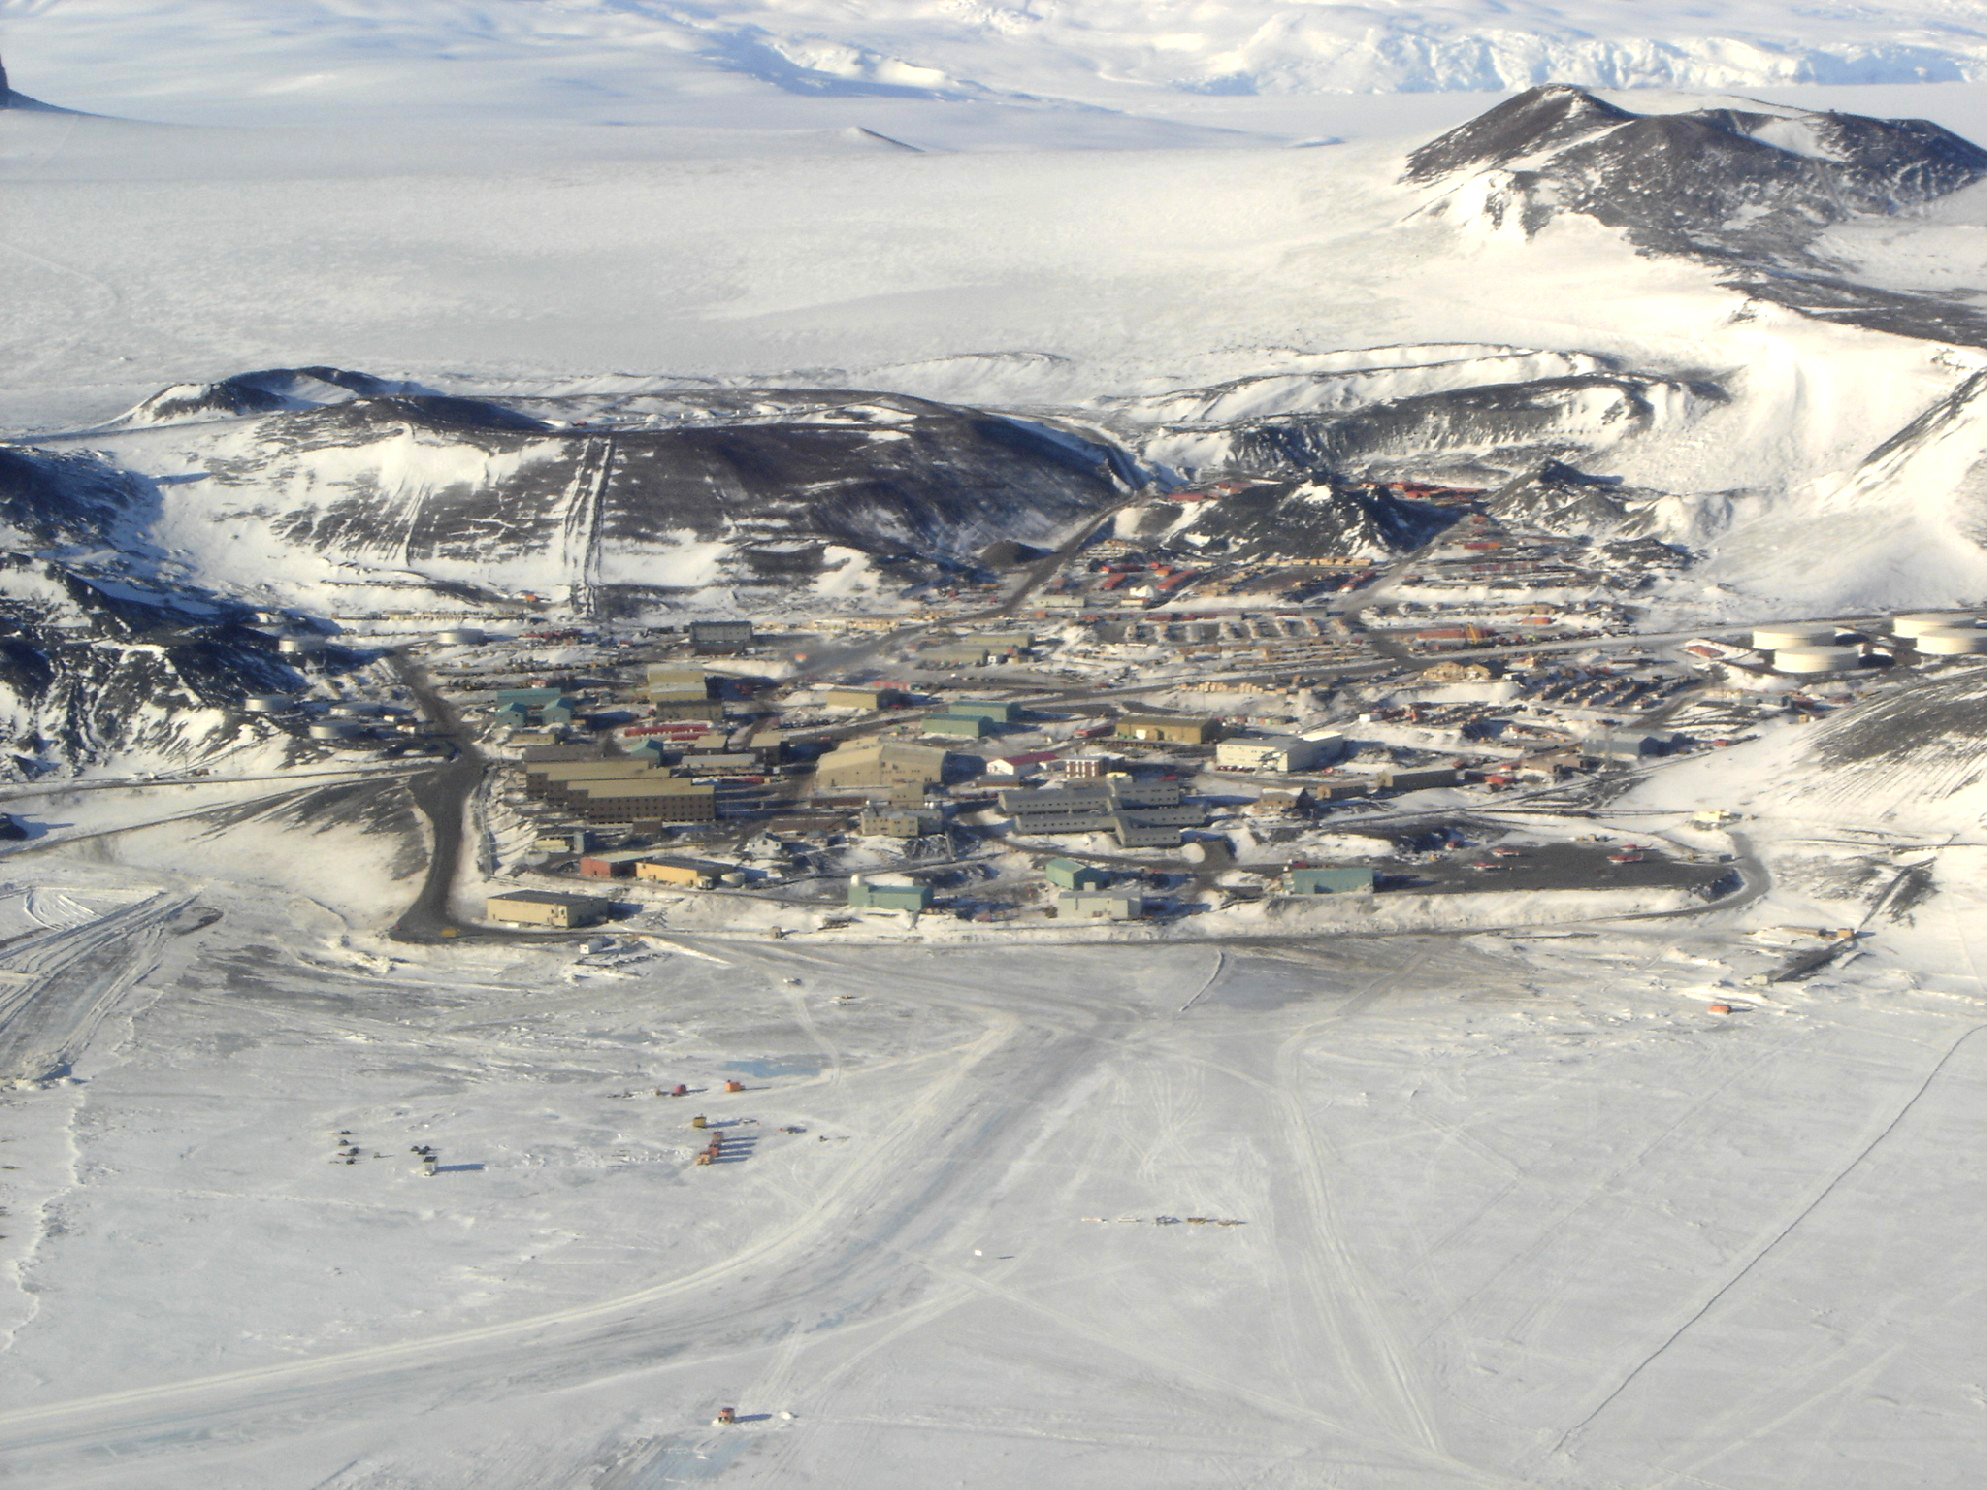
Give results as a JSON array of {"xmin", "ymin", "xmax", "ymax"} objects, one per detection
[
  {"xmin": 495, "ymin": 687, "xmax": 566, "ymax": 710},
  {"xmin": 922, "ymin": 712, "xmax": 995, "ymax": 738},
  {"xmin": 1284, "ymin": 867, "xmax": 1375, "ymax": 895},
  {"xmin": 1043, "ymin": 857, "xmax": 1109, "ymax": 892},
  {"xmin": 948, "ymin": 699, "xmax": 1022, "ymax": 724},
  {"xmin": 847, "ymin": 876, "xmax": 933, "ymax": 912}
]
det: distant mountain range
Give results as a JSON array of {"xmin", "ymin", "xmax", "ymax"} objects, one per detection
[{"xmin": 12, "ymin": 2, "xmax": 1987, "ymax": 119}]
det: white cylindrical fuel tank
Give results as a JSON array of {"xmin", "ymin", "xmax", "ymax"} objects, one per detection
[
  {"xmin": 1915, "ymin": 628, "xmax": 1987, "ymax": 655},
  {"xmin": 277, "ymin": 635, "xmax": 326, "ymax": 656},
  {"xmin": 307, "ymin": 720, "xmax": 361, "ymax": 740},
  {"xmin": 243, "ymin": 694, "xmax": 293, "ymax": 713},
  {"xmin": 1774, "ymin": 646, "xmax": 1861, "ymax": 674},
  {"xmin": 1753, "ymin": 624, "xmax": 1838, "ymax": 651},
  {"xmin": 438, "ymin": 627, "xmax": 485, "ymax": 645},
  {"xmin": 1893, "ymin": 611, "xmax": 1978, "ymax": 638}
]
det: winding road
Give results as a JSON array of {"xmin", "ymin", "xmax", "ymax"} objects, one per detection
[{"xmin": 386, "ymin": 652, "xmax": 487, "ymax": 943}]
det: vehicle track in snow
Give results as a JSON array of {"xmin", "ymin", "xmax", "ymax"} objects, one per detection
[
  {"xmin": 0, "ymin": 983, "xmax": 1052, "ymax": 1467},
  {"xmin": 1266, "ymin": 946, "xmax": 1449, "ymax": 1457},
  {"xmin": 0, "ymin": 891, "xmax": 184, "ymax": 1084},
  {"xmin": 559, "ymin": 435, "xmax": 614, "ymax": 619},
  {"xmin": 1553, "ymin": 1020, "xmax": 1987, "ymax": 1457}
]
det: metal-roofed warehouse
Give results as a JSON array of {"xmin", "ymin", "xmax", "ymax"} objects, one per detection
[
  {"xmin": 1044, "ymin": 857, "xmax": 1109, "ymax": 891},
  {"xmin": 847, "ymin": 875, "xmax": 933, "ymax": 911}
]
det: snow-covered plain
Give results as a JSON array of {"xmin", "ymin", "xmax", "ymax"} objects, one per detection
[{"xmin": 6, "ymin": 4, "xmax": 1987, "ymax": 1486}]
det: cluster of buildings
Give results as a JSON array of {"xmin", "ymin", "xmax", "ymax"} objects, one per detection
[{"xmin": 419, "ymin": 473, "xmax": 1925, "ymax": 936}]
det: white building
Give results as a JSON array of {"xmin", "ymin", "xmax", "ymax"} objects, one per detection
[
  {"xmin": 1058, "ymin": 890, "xmax": 1145, "ymax": 920},
  {"xmin": 1214, "ymin": 733, "xmax": 1341, "ymax": 774}
]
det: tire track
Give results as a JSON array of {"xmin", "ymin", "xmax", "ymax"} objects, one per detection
[
  {"xmin": 0, "ymin": 892, "xmax": 183, "ymax": 1083},
  {"xmin": 1263, "ymin": 944, "xmax": 1447, "ymax": 1458},
  {"xmin": 1554, "ymin": 1022, "xmax": 1987, "ymax": 1454}
]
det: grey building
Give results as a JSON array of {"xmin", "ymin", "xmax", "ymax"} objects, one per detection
[
  {"xmin": 1002, "ymin": 780, "xmax": 1201, "ymax": 849},
  {"xmin": 688, "ymin": 620, "xmax": 755, "ymax": 652},
  {"xmin": 859, "ymin": 805, "xmax": 945, "ymax": 839}
]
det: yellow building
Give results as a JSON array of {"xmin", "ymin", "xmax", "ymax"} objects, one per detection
[
  {"xmin": 1114, "ymin": 713, "xmax": 1219, "ymax": 746},
  {"xmin": 634, "ymin": 857, "xmax": 729, "ymax": 889}
]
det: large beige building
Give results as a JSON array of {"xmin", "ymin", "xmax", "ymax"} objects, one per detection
[
  {"xmin": 485, "ymin": 890, "xmax": 610, "ymax": 929},
  {"xmin": 568, "ymin": 776, "xmax": 718, "ymax": 825},
  {"xmin": 823, "ymin": 685, "xmax": 905, "ymax": 711},
  {"xmin": 813, "ymin": 739, "xmax": 952, "ymax": 796}
]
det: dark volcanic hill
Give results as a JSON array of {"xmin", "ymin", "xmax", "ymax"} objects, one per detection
[
  {"xmin": 1484, "ymin": 459, "xmax": 1635, "ymax": 533},
  {"xmin": 1132, "ymin": 367, "xmax": 1722, "ymax": 491},
  {"xmin": 1407, "ymin": 85, "xmax": 1987, "ymax": 259},
  {"xmin": 1407, "ymin": 85, "xmax": 1987, "ymax": 343},
  {"xmin": 1134, "ymin": 481, "xmax": 1454, "ymax": 562},
  {"xmin": 0, "ymin": 50, "xmax": 73, "ymax": 113},
  {"xmin": 17, "ymin": 372, "xmax": 1136, "ymax": 614},
  {"xmin": 0, "ymin": 555, "xmax": 319, "ymax": 778},
  {"xmin": 1225, "ymin": 373, "xmax": 1718, "ymax": 476}
]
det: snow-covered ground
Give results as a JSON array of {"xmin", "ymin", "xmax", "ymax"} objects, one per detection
[{"xmin": 1, "ymin": 767, "xmax": 1984, "ymax": 1487}]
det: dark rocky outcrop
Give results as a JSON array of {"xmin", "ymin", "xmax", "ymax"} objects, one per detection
[{"xmin": 1134, "ymin": 481, "xmax": 1456, "ymax": 562}]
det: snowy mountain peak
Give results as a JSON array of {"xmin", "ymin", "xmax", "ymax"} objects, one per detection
[
  {"xmin": 115, "ymin": 368, "xmax": 433, "ymax": 428},
  {"xmin": 1404, "ymin": 86, "xmax": 1634, "ymax": 181}
]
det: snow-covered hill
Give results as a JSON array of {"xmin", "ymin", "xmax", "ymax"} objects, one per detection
[
  {"xmin": 0, "ymin": 554, "xmax": 312, "ymax": 779},
  {"xmin": 7, "ymin": 78, "xmax": 1987, "ymax": 776},
  {"xmin": 1136, "ymin": 367, "xmax": 1724, "ymax": 484}
]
